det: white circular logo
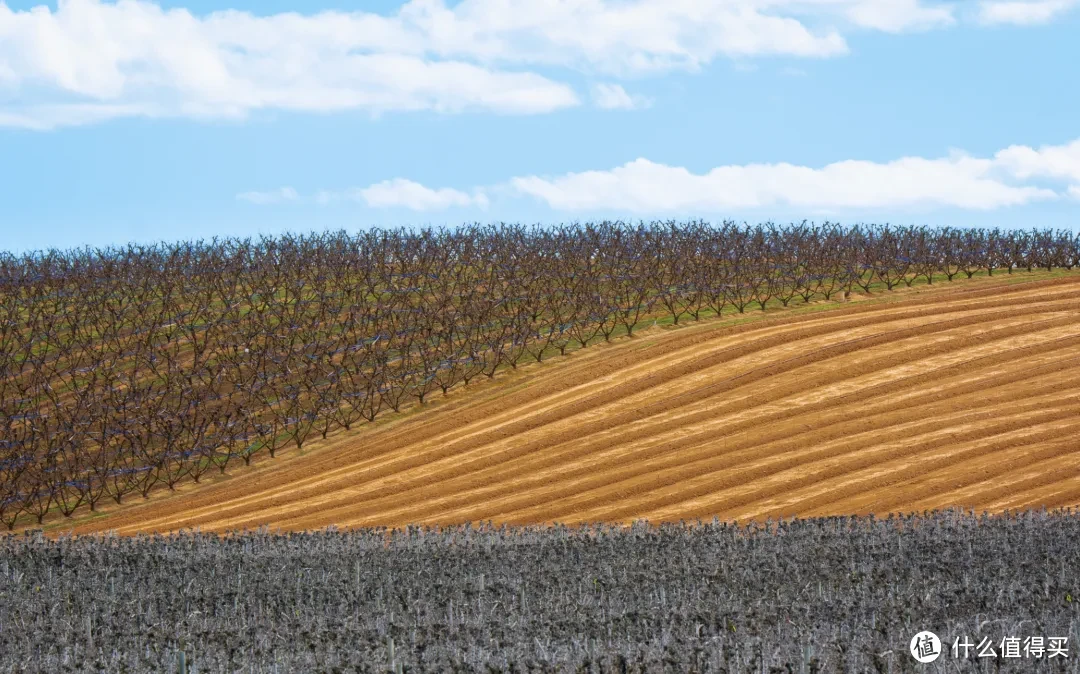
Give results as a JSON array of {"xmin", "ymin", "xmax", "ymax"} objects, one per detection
[{"xmin": 910, "ymin": 631, "xmax": 942, "ymax": 663}]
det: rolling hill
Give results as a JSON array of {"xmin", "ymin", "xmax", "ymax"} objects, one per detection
[{"xmin": 59, "ymin": 271, "xmax": 1080, "ymax": 535}]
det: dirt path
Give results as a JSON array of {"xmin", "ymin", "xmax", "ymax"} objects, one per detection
[{"xmin": 60, "ymin": 273, "xmax": 1080, "ymax": 534}]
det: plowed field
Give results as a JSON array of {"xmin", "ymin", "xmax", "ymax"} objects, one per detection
[{"xmin": 64, "ymin": 273, "xmax": 1080, "ymax": 535}]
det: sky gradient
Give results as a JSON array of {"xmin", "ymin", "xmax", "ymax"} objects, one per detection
[{"xmin": 1, "ymin": 0, "xmax": 1078, "ymax": 254}]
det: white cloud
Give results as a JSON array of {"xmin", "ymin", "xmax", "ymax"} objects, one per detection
[
  {"xmin": 510, "ymin": 142, "xmax": 1079, "ymax": 212},
  {"xmin": 409, "ymin": 0, "xmax": 850, "ymax": 71},
  {"xmin": 994, "ymin": 139, "xmax": 1080, "ymax": 182},
  {"xmin": 238, "ymin": 138, "xmax": 1080, "ymax": 213},
  {"xmin": 0, "ymin": 0, "xmax": 980, "ymax": 129},
  {"xmin": 978, "ymin": 0, "xmax": 1080, "ymax": 25},
  {"xmin": 245, "ymin": 181, "xmax": 487, "ymax": 209},
  {"xmin": 0, "ymin": 102, "xmax": 162, "ymax": 130},
  {"xmin": 239, "ymin": 137, "xmax": 1080, "ymax": 213},
  {"xmin": 236, "ymin": 187, "xmax": 299, "ymax": 204},
  {"xmin": 343, "ymin": 179, "xmax": 489, "ymax": 211},
  {"xmin": 0, "ymin": 0, "xmax": 580, "ymax": 129},
  {"xmin": 591, "ymin": 83, "xmax": 652, "ymax": 110},
  {"xmin": 843, "ymin": 0, "xmax": 956, "ymax": 32}
]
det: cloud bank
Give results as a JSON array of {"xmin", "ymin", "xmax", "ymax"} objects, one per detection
[
  {"xmin": 510, "ymin": 155, "xmax": 1055, "ymax": 212},
  {"xmin": 511, "ymin": 139, "xmax": 1080, "ymax": 212},
  {"xmin": 244, "ymin": 137, "xmax": 1079, "ymax": 213},
  {"xmin": 0, "ymin": 0, "xmax": 987, "ymax": 129}
]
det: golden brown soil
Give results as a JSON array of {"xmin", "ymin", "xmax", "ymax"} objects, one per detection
[{"xmin": 60, "ymin": 273, "xmax": 1080, "ymax": 535}]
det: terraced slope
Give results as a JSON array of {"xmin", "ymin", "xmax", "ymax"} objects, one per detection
[{"xmin": 65, "ymin": 274, "xmax": 1080, "ymax": 535}]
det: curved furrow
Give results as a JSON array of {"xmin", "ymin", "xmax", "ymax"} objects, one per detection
[
  {"xmin": 801, "ymin": 434, "xmax": 1080, "ymax": 516},
  {"xmin": 80, "ymin": 287, "xmax": 1006, "ymax": 532},
  {"xmin": 123, "ymin": 301, "xmax": 1080, "ymax": 532},
  {"xmin": 67, "ymin": 275, "xmax": 1080, "ymax": 534},
  {"xmin": 298, "ymin": 320, "xmax": 1080, "ymax": 528},
  {"xmin": 113, "ymin": 302, "xmax": 1080, "ymax": 533},
  {"xmin": 971, "ymin": 465, "xmax": 1080, "ymax": 512},
  {"xmin": 476, "ymin": 351, "xmax": 1080, "ymax": 524},
  {"xmin": 1005, "ymin": 477, "xmax": 1080, "ymax": 512},
  {"xmin": 896, "ymin": 446, "xmax": 1080, "ymax": 514},
  {"xmin": 721, "ymin": 415, "xmax": 1080, "ymax": 522},
  {"xmin": 493, "ymin": 389, "xmax": 1080, "ymax": 525},
  {"xmin": 227, "ymin": 305, "xmax": 1080, "ymax": 518},
  {"xmin": 549, "ymin": 408, "xmax": 1080, "ymax": 526},
  {"xmin": 270, "ymin": 346, "xmax": 1080, "ymax": 530}
]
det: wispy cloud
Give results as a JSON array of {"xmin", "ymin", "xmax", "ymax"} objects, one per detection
[
  {"xmin": 236, "ymin": 187, "xmax": 299, "ymax": 204},
  {"xmin": 845, "ymin": 0, "xmax": 956, "ymax": 32},
  {"xmin": 262, "ymin": 180, "xmax": 489, "ymax": 210},
  {"xmin": 978, "ymin": 0, "xmax": 1080, "ymax": 25},
  {"xmin": 590, "ymin": 84, "xmax": 652, "ymax": 110}
]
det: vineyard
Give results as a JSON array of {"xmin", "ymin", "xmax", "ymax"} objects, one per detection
[
  {"xmin": 3, "ymin": 511, "xmax": 1079, "ymax": 672},
  {"xmin": 2, "ymin": 221, "xmax": 1080, "ymax": 532}
]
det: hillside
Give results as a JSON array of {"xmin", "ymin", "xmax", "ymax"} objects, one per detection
[{"xmin": 59, "ymin": 272, "xmax": 1080, "ymax": 535}]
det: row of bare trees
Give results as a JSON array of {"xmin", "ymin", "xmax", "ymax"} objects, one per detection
[
  {"xmin": 1, "ymin": 221, "xmax": 1077, "ymax": 528},
  {"xmin": 4, "ymin": 510, "xmax": 1079, "ymax": 671}
]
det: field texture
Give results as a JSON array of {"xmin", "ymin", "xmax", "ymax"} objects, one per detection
[
  {"xmin": 62, "ymin": 272, "xmax": 1080, "ymax": 536},
  {"xmin": 6, "ymin": 512, "xmax": 1080, "ymax": 673}
]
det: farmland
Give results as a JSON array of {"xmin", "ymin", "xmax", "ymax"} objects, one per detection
[
  {"xmin": 57, "ymin": 268, "xmax": 1080, "ymax": 535},
  {"xmin": 4, "ymin": 221, "xmax": 1080, "ymax": 672},
  {"xmin": 4, "ymin": 221, "xmax": 1080, "ymax": 532},
  {"xmin": 4, "ymin": 511, "xmax": 1080, "ymax": 672}
]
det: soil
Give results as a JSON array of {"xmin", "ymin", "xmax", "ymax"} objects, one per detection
[{"xmin": 58, "ymin": 273, "xmax": 1080, "ymax": 535}]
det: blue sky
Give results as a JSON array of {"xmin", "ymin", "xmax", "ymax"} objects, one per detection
[{"xmin": 1, "ymin": 0, "xmax": 1078, "ymax": 254}]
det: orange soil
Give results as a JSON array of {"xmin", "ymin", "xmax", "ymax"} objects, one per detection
[{"xmin": 60, "ymin": 273, "xmax": 1080, "ymax": 535}]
